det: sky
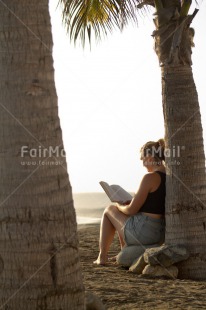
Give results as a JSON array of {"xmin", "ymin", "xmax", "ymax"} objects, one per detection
[{"xmin": 49, "ymin": 1, "xmax": 206, "ymax": 193}]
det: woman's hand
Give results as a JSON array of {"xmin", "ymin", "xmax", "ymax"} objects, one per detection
[
  {"xmin": 116, "ymin": 204, "xmax": 131, "ymax": 215},
  {"xmin": 119, "ymin": 200, "xmax": 131, "ymax": 206}
]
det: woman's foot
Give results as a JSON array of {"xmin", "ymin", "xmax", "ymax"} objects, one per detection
[{"xmin": 93, "ymin": 254, "xmax": 108, "ymax": 266}]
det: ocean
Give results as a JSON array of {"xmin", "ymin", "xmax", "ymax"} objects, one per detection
[{"xmin": 73, "ymin": 192, "xmax": 111, "ymax": 225}]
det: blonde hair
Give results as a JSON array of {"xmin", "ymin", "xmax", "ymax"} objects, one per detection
[{"xmin": 140, "ymin": 139, "xmax": 165, "ymax": 161}]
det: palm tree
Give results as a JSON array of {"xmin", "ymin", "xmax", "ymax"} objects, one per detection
[
  {"xmin": 0, "ymin": 0, "xmax": 85, "ymax": 308},
  {"xmin": 60, "ymin": 0, "xmax": 206, "ymax": 280}
]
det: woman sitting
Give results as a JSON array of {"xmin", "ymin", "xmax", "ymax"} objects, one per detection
[{"xmin": 93, "ymin": 139, "xmax": 166, "ymax": 266}]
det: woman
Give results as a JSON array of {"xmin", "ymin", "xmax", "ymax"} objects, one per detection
[{"xmin": 94, "ymin": 139, "xmax": 166, "ymax": 265}]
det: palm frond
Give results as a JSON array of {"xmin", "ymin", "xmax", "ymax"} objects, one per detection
[
  {"xmin": 58, "ymin": 0, "xmax": 145, "ymax": 46},
  {"xmin": 57, "ymin": 1, "xmax": 201, "ymax": 45}
]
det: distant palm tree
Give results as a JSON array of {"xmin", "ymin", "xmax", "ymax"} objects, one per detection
[
  {"xmin": 60, "ymin": 0, "xmax": 206, "ymax": 280},
  {"xmin": 0, "ymin": 0, "xmax": 84, "ymax": 308}
]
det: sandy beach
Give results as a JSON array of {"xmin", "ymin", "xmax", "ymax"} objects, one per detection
[{"xmin": 78, "ymin": 223, "xmax": 206, "ymax": 309}]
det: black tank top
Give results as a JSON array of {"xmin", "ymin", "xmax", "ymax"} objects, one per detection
[{"xmin": 139, "ymin": 171, "xmax": 166, "ymax": 215}]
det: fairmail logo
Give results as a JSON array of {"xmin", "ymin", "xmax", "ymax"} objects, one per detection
[{"xmin": 20, "ymin": 145, "xmax": 66, "ymax": 158}]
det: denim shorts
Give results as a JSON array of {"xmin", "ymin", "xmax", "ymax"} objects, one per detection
[{"xmin": 123, "ymin": 213, "xmax": 165, "ymax": 246}]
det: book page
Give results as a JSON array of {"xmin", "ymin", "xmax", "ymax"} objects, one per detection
[{"xmin": 99, "ymin": 181, "xmax": 133, "ymax": 204}]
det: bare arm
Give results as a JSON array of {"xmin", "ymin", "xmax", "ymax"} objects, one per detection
[{"xmin": 117, "ymin": 174, "xmax": 153, "ymax": 215}]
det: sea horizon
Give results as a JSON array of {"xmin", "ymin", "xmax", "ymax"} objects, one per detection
[
  {"xmin": 77, "ymin": 216, "xmax": 101, "ymax": 225},
  {"xmin": 73, "ymin": 192, "xmax": 110, "ymax": 225}
]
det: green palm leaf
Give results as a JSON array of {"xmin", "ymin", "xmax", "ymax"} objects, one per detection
[
  {"xmin": 58, "ymin": 0, "xmax": 200, "ymax": 45},
  {"xmin": 59, "ymin": 0, "xmax": 144, "ymax": 45}
]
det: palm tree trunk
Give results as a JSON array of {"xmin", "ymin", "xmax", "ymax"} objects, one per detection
[
  {"xmin": 0, "ymin": 0, "xmax": 85, "ymax": 308},
  {"xmin": 153, "ymin": 1, "xmax": 206, "ymax": 279},
  {"xmin": 162, "ymin": 65, "xmax": 206, "ymax": 280}
]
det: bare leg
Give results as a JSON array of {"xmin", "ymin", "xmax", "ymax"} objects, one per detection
[
  {"xmin": 93, "ymin": 204, "xmax": 129, "ymax": 265},
  {"xmin": 94, "ymin": 213, "xmax": 116, "ymax": 265},
  {"xmin": 118, "ymin": 232, "xmax": 125, "ymax": 249}
]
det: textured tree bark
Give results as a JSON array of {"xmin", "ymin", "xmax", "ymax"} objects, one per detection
[
  {"xmin": 153, "ymin": 0, "xmax": 206, "ymax": 280},
  {"xmin": 162, "ymin": 65, "xmax": 206, "ymax": 280},
  {"xmin": 0, "ymin": 0, "xmax": 85, "ymax": 308}
]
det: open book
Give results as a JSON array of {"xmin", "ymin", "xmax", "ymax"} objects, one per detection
[{"xmin": 99, "ymin": 181, "xmax": 133, "ymax": 204}]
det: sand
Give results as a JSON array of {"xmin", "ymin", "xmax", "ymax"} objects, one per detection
[{"xmin": 78, "ymin": 224, "xmax": 206, "ymax": 309}]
